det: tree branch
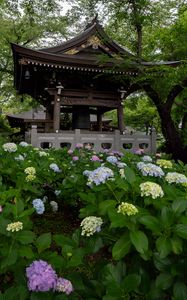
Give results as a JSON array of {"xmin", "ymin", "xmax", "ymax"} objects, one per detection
[
  {"xmin": 142, "ymin": 84, "xmax": 162, "ymax": 108},
  {"xmin": 166, "ymin": 79, "xmax": 187, "ymax": 110}
]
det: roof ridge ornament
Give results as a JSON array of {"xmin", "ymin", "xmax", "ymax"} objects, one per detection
[{"xmin": 85, "ymin": 13, "xmax": 99, "ymax": 30}]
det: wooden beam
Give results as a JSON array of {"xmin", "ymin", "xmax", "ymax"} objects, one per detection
[
  {"xmin": 117, "ymin": 104, "xmax": 125, "ymax": 133},
  {"xmin": 53, "ymin": 94, "xmax": 61, "ymax": 131},
  {"xmin": 97, "ymin": 113, "xmax": 102, "ymax": 131},
  {"xmin": 61, "ymin": 97, "xmax": 119, "ymax": 108}
]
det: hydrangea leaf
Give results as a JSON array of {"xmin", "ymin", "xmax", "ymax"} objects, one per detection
[{"xmin": 130, "ymin": 230, "xmax": 148, "ymax": 254}]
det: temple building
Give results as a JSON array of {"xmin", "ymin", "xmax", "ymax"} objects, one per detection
[{"xmin": 11, "ymin": 17, "xmax": 156, "ymax": 152}]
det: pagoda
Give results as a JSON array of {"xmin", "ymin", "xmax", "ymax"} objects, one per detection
[{"xmin": 11, "ymin": 17, "xmax": 156, "ymax": 152}]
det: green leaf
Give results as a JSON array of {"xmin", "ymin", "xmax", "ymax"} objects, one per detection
[
  {"xmin": 124, "ymin": 166, "xmax": 136, "ymax": 184},
  {"xmin": 16, "ymin": 230, "xmax": 35, "ymax": 244},
  {"xmin": 35, "ymin": 233, "xmax": 51, "ymax": 253},
  {"xmin": 54, "ymin": 295, "xmax": 68, "ymax": 300},
  {"xmin": 68, "ymin": 248, "xmax": 85, "ymax": 267},
  {"xmin": 103, "ymin": 262, "xmax": 126, "ymax": 284},
  {"xmin": 112, "ymin": 233, "xmax": 131, "ymax": 260},
  {"xmin": 156, "ymin": 236, "xmax": 171, "ymax": 258},
  {"xmin": 123, "ymin": 274, "xmax": 141, "ymax": 293},
  {"xmin": 3, "ymin": 286, "xmax": 28, "ymax": 300},
  {"xmin": 173, "ymin": 281, "xmax": 187, "ymax": 300},
  {"xmin": 30, "ymin": 292, "xmax": 53, "ymax": 300},
  {"xmin": 172, "ymin": 199, "xmax": 187, "ymax": 214},
  {"xmin": 86, "ymin": 236, "xmax": 103, "ymax": 253},
  {"xmin": 130, "ymin": 230, "xmax": 148, "ymax": 254},
  {"xmin": 170, "ymin": 237, "xmax": 183, "ymax": 254},
  {"xmin": 161, "ymin": 207, "xmax": 174, "ymax": 226},
  {"xmin": 108, "ymin": 209, "xmax": 127, "ymax": 228},
  {"xmin": 156, "ymin": 273, "xmax": 173, "ymax": 290},
  {"xmin": 98, "ymin": 200, "xmax": 116, "ymax": 215},
  {"xmin": 19, "ymin": 208, "xmax": 35, "ymax": 218},
  {"xmin": 0, "ymin": 217, "xmax": 10, "ymax": 235},
  {"xmin": 139, "ymin": 215, "xmax": 162, "ymax": 233},
  {"xmin": 18, "ymin": 245, "xmax": 34, "ymax": 258},
  {"xmin": 103, "ymin": 296, "xmax": 116, "ymax": 300},
  {"xmin": 1, "ymin": 250, "xmax": 18, "ymax": 269},
  {"xmin": 174, "ymin": 224, "xmax": 187, "ymax": 239},
  {"xmin": 53, "ymin": 234, "xmax": 75, "ymax": 247}
]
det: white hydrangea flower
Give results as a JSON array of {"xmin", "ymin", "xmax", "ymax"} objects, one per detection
[
  {"xmin": 26, "ymin": 175, "xmax": 36, "ymax": 182},
  {"xmin": 156, "ymin": 159, "xmax": 173, "ymax": 169},
  {"xmin": 50, "ymin": 201, "xmax": 58, "ymax": 212},
  {"xmin": 119, "ymin": 169, "xmax": 126, "ymax": 178},
  {"xmin": 140, "ymin": 182, "xmax": 164, "ymax": 199},
  {"xmin": 137, "ymin": 162, "xmax": 146, "ymax": 170},
  {"xmin": 80, "ymin": 216, "xmax": 103, "ymax": 237},
  {"xmin": 3, "ymin": 143, "xmax": 17, "ymax": 153},
  {"xmin": 117, "ymin": 202, "xmax": 138, "ymax": 216},
  {"xmin": 116, "ymin": 162, "xmax": 127, "ymax": 168},
  {"xmin": 39, "ymin": 151, "xmax": 49, "ymax": 157},
  {"xmin": 137, "ymin": 162, "xmax": 164, "ymax": 177},
  {"xmin": 54, "ymin": 190, "xmax": 61, "ymax": 196},
  {"xmin": 42, "ymin": 196, "xmax": 48, "ymax": 203},
  {"xmin": 142, "ymin": 155, "xmax": 152, "ymax": 162},
  {"xmin": 15, "ymin": 154, "xmax": 24, "ymax": 161},
  {"xmin": 7, "ymin": 221, "xmax": 23, "ymax": 232},
  {"xmin": 24, "ymin": 167, "xmax": 36, "ymax": 175},
  {"xmin": 165, "ymin": 172, "xmax": 187, "ymax": 184},
  {"xmin": 19, "ymin": 141, "xmax": 29, "ymax": 147}
]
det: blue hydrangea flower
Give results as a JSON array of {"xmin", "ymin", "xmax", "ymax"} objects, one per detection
[
  {"xmin": 49, "ymin": 163, "xmax": 61, "ymax": 173},
  {"xmin": 84, "ymin": 166, "xmax": 114, "ymax": 186},
  {"xmin": 106, "ymin": 156, "xmax": 118, "ymax": 165},
  {"xmin": 32, "ymin": 199, "xmax": 45, "ymax": 214},
  {"xmin": 137, "ymin": 162, "xmax": 164, "ymax": 177}
]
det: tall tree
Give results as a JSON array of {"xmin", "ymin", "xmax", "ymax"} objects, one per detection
[{"xmin": 0, "ymin": 0, "xmax": 69, "ymax": 112}]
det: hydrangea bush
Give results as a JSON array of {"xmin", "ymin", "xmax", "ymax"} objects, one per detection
[{"xmin": 0, "ymin": 140, "xmax": 187, "ymax": 299}]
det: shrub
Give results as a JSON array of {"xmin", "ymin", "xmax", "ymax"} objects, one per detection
[{"xmin": 0, "ymin": 144, "xmax": 187, "ymax": 299}]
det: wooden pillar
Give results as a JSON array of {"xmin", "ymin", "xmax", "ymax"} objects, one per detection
[
  {"xmin": 53, "ymin": 94, "xmax": 61, "ymax": 132},
  {"xmin": 97, "ymin": 113, "xmax": 102, "ymax": 131},
  {"xmin": 117, "ymin": 104, "xmax": 125, "ymax": 133}
]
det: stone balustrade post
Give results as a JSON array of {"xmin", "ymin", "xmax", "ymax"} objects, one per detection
[
  {"xmin": 114, "ymin": 130, "xmax": 120, "ymax": 151},
  {"xmin": 151, "ymin": 128, "xmax": 157, "ymax": 154},
  {"xmin": 31, "ymin": 125, "xmax": 38, "ymax": 147},
  {"xmin": 74, "ymin": 129, "xmax": 81, "ymax": 147}
]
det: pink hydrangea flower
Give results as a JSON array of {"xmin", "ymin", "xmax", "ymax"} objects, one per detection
[
  {"xmin": 72, "ymin": 156, "xmax": 79, "ymax": 161},
  {"xmin": 75, "ymin": 143, "xmax": 83, "ymax": 149},
  {"xmin": 134, "ymin": 148, "xmax": 145, "ymax": 155},
  {"xmin": 67, "ymin": 149, "xmax": 73, "ymax": 154},
  {"xmin": 55, "ymin": 277, "xmax": 73, "ymax": 294},
  {"xmin": 91, "ymin": 155, "xmax": 101, "ymax": 161}
]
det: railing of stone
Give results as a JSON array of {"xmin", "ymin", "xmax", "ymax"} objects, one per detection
[{"xmin": 29, "ymin": 126, "xmax": 156, "ymax": 154}]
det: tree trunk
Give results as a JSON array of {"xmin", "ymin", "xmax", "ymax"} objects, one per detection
[
  {"xmin": 131, "ymin": 0, "xmax": 143, "ymax": 60},
  {"xmin": 158, "ymin": 105, "xmax": 187, "ymax": 162}
]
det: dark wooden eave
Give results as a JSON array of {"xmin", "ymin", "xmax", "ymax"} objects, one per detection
[{"xmin": 11, "ymin": 43, "xmax": 129, "ymax": 68}]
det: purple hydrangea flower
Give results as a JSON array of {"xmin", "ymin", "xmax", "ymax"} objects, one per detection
[
  {"xmin": 26, "ymin": 260, "xmax": 57, "ymax": 292},
  {"xmin": 55, "ymin": 277, "xmax": 73, "ymax": 295}
]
